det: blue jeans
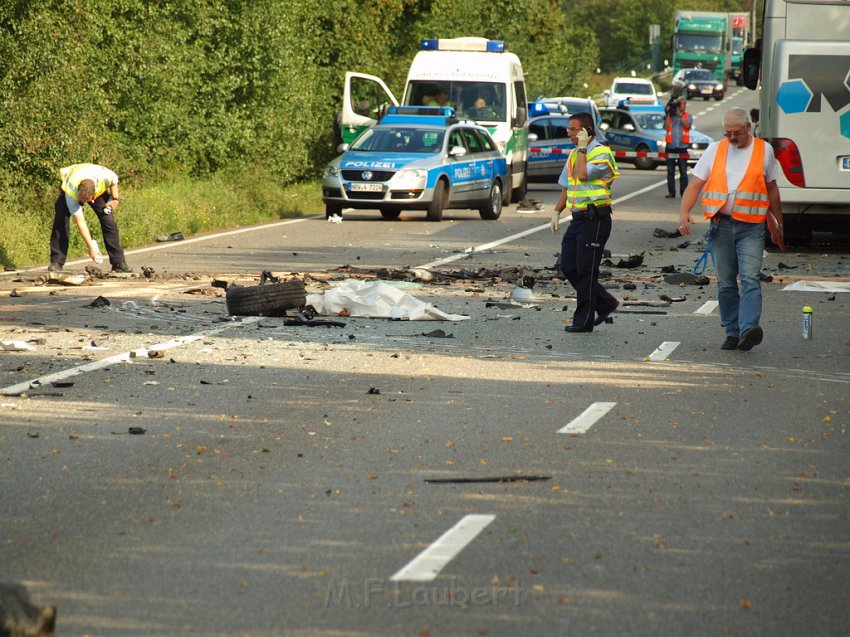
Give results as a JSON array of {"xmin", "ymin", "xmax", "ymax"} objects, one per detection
[
  {"xmin": 709, "ymin": 216, "xmax": 765, "ymax": 337},
  {"xmin": 666, "ymin": 148, "xmax": 688, "ymax": 195}
]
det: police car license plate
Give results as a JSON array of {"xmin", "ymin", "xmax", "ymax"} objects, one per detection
[
  {"xmin": 841, "ymin": 157, "xmax": 850, "ymax": 171},
  {"xmin": 349, "ymin": 183, "xmax": 383, "ymax": 193},
  {"xmin": 700, "ymin": 88, "xmax": 712, "ymax": 94}
]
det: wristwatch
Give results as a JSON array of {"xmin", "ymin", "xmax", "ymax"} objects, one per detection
[{"xmin": 578, "ymin": 148, "xmax": 587, "ymax": 154}]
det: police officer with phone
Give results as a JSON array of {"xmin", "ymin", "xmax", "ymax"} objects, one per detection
[{"xmin": 551, "ymin": 113, "xmax": 621, "ymax": 333}]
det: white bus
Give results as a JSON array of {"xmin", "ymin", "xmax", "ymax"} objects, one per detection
[{"xmin": 744, "ymin": 0, "xmax": 850, "ymax": 244}]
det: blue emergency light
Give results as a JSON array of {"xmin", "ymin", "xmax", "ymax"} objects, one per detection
[
  {"xmin": 420, "ymin": 38, "xmax": 506, "ymax": 53},
  {"xmin": 528, "ymin": 101, "xmax": 548, "ymax": 117}
]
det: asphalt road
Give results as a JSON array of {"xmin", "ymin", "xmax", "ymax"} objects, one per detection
[{"xmin": 2, "ymin": 88, "xmax": 849, "ymax": 637}]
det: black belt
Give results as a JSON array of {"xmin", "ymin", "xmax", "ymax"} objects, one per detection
[{"xmin": 572, "ymin": 204, "xmax": 612, "ymax": 220}]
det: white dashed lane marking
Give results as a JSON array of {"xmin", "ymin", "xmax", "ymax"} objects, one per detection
[
  {"xmin": 694, "ymin": 300, "xmax": 719, "ymax": 315},
  {"xmin": 390, "ymin": 514, "xmax": 496, "ymax": 582},
  {"xmin": 647, "ymin": 341, "xmax": 681, "ymax": 362},
  {"xmin": 557, "ymin": 401, "xmax": 617, "ymax": 434}
]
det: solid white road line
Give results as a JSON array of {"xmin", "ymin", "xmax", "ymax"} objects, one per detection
[
  {"xmin": 694, "ymin": 300, "xmax": 719, "ymax": 315},
  {"xmin": 647, "ymin": 341, "xmax": 680, "ymax": 362},
  {"xmin": 557, "ymin": 401, "xmax": 617, "ymax": 434},
  {"xmin": 390, "ymin": 514, "xmax": 496, "ymax": 582},
  {"xmin": 0, "ymin": 317, "xmax": 261, "ymax": 396},
  {"xmin": 10, "ymin": 218, "xmax": 313, "ymax": 275},
  {"xmin": 420, "ymin": 181, "xmax": 667, "ymax": 270}
]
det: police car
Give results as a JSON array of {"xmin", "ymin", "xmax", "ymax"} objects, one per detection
[
  {"xmin": 322, "ymin": 106, "xmax": 508, "ymax": 222},
  {"xmin": 599, "ymin": 106, "xmax": 713, "ymax": 170},
  {"xmin": 526, "ymin": 101, "xmax": 608, "ymax": 181}
]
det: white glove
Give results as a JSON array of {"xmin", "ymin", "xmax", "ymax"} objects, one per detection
[
  {"xmin": 550, "ymin": 209, "xmax": 560, "ymax": 234},
  {"xmin": 576, "ymin": 128, "xmax": 590, "ymax": 150}
]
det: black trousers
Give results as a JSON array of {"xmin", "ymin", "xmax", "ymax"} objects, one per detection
[
  {"xmin": 666, "ymin": 147, "xmax": 689, "ymax": 196},
  {"xmin": 50, "ymin": 192, "xmax": 125, "ymax": 266},
  {"xmin": 560, "ymin": 216, "xmax": 618, "ymax": 330}
]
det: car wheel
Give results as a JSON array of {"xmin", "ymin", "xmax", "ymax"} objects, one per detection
[
  {"xmin": 510, "ymin": 166, "xmax": 527, "ymax": 204},
  {"xmin": 226, "ymin": 280, "xmax": 307, "ymax": 316},
  {"xmin": 427, "ymin": 179, "xmax": 447, "ymax": 222},
  {"xmin": 325, "ymin": 204, "xmax": 342, "ymax": 219},
  {"xmin": 633, "ymin": 144, "xmax": 655, "ymax": 170},
  {"xmin": 380, "ymin": 210, "xmax": 401, "ymax": 220},
  {"xmin": 714, "ymin": 93, "xmax": 724, "ymax": 101},
  {"xmin": 479, "ymin": 180, "xmax": 503, "ymax": 220},
  {"xmin": 502, "ymin": 166, "xmax": 513, "ymax": 206}
]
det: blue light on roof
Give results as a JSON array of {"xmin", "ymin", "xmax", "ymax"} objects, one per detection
[
  {"xmin": 486, "ymin": 40, "xmax": 505, "ymax": 53},
  {"xmin": 529, "ymin": 101, "xmax": 548, "ymax": 117},
  {"xmin": 420, "ymin": 39, "xmax": 439, "ymax": 51}
]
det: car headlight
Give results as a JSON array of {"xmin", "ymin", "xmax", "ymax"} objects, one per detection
[
  {"xmin": 687, "ymin": 83, "xmax": 697, "ymax": 91},
  {"xmin": 324, "ymin": 165, "xmax": 339, "ymax": 178},
  {"xmin": 715, "ymin": 83, "xmax": 724, "ymax": 91},
  {"xmin": 394, "ymin": 168, "xmax": 428, "ymax": 188}
]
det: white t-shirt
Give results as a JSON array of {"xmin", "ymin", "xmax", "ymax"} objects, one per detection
[{"xmin": 692, "ymin": 138, "xmax": 779, "ymax": 215}]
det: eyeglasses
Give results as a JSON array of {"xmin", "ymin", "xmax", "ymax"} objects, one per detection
[
  {"xmin": 567, "ymin": 127, "xmax": 583, "ymax": 132},
  {"xmin": 723, "ymin": 127, "xmax": 748, "ymax": 137}
]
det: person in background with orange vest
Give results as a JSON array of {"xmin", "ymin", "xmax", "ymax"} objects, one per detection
[
  {"xmin": 678, "ymin": 107, "xmax": 782, "ymax": 352},
  {"xmin": 49, "ymin": 163, "xmax": 131, "ymax": 273},
  {"xmin": 664, "ymin": 97, "xmax": 692, "ymax": 198}
]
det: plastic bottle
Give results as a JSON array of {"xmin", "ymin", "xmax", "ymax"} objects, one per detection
[
  {"xmin": 802, "ymin": 305, "xmax": 813, "ymax": 339},
  {"xmin": 92, "ymin": 240, "xmax": 104, "ymax": 264}
]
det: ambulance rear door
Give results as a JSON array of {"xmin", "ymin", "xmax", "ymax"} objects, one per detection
[{"xmin": 341, "ymin": 72, "xmax": 399, "ymax": 145}]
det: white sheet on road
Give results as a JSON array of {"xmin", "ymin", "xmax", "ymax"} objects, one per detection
[
  {"xmin": 306, "ymin": 280, "xmax": 470, "ymax": 321},
  {"xmin": 782, "ymin": 281, "xmax": 850, "ymax": 293}
]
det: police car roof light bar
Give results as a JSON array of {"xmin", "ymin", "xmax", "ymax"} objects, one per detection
[{"xmin": 420, "ymin": 38, "xmax": 505, "ymax": 53}]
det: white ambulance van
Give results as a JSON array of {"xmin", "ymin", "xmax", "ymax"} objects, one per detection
[
  {"xmin": 340, "ymin": 37, "xmax": 530, "ymax": 203},
  {"xmin": 744, "ymin": 0, "xmax": 850, "ymax": 244}
]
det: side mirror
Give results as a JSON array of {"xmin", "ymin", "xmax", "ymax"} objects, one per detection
[
  {"xmin": 515, "ymin": 108, "xmax": 527, "ymax": 127},
  {"xmin": 603, "ymin": 90, "xmax": 610, "ymax": 97},
  {"xmin": 449, "ymin": 145, "xmax": 467, "ymax": 157},
  {"xmin": 600, "ymin": 122, "xmax": 610, "ymax": 131},
  {"xmin": 336, "ymin": 143, "xmax": 349, "ymax": 153},
  {"xmin": 743, "ymin": 47, "xmax": 761, "ymax": 91},
  {"xmin": 527, "ymin": 132, "xmax": 539, "ymax": 142},
  {"xmin": 623, "ymin": 123, "xmax": 636, "ymax": 132}
]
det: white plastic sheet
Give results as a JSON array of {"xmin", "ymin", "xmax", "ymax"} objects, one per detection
[
  {"xmin": 782, "ymin": 281, "xmax": 850, "ymax": 293},
  {"xmin": 306, "ymin": 280, "xmax": 469, "ymax": 321}
]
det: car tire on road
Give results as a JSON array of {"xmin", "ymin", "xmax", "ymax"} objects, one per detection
[
  {"xmin": 325, "ymin": 204, "xmax": 342, "ymax": 219},
  {"xmin": 380, "ymin": 210, "xmax": 401, "ymax": 220},
  {"xmin": 427, "ymin": 179, "xmax": 447, "ymax": 222},
  {"xmin": 479, "ymin": 180, "xmax": 503, "ymax": 220},
  {"xmin": 225, "ymin": 280, "xmax": 307, "ymax": 316}
]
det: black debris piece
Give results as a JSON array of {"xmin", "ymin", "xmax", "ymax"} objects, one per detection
[
  {"xmin": 653, "ymin": 228, "xmax": 682, "ymax": 238},
  {"xmin": 421, "ymin": 329, "xmax": 453, "ymax": 338},
  {"xmin": 603, "ymin": 252, "xmax": 644, "ymax": 268},
  {"xmin": 90, "ymin": 295, "xmax": 111, "ymax": 307},
  {"xmin": 777, "ymin": 262, "xmax": 797, "ymax": 269},
  {"xmin": 663, "ymin": 272, "xmax": 710, "ymax": 286},
  {"xmin": 284, "ymin": 318, "xmax": 346, "ymax": 328},
  {"xmin": 367, "ymin": 387, "xmax": 381, "ymax": 395},
  {"xmin": 425, "ymin": 475, "xmax": 552, "ymax": 484},
  {"xmin": 156, "ymin": 232, "xmax": 185, "ymax": 242}
]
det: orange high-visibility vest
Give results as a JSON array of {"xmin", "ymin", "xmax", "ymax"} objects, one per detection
[
  {"xmin": 665, "ymin": 112, "xmax": 690, "ymax": 146},
  {"xmin": 701, "ymin": 138, "xmax": 769, "ymax": 223}
]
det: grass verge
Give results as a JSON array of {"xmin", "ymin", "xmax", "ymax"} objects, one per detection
[{"xmin": 0, "ymin": 171, "xmax": 324, "ymax": 270}]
